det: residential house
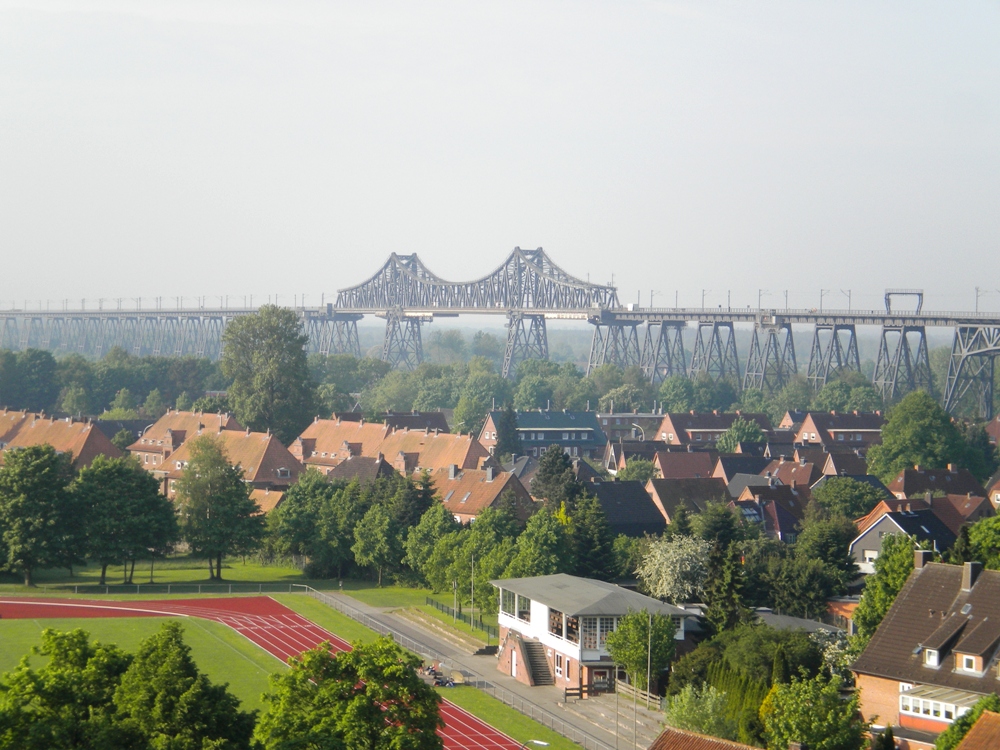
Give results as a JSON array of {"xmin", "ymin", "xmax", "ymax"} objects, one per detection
[
  {"xmin": 849, "ymin": 510, "xmax": 956, "ymax": 574},
  {"xmin": 712, "ymin": 455, "xmax": 772, "ymax": 484},
  {"xmin": 822, "ymin": 451, "xmax": 869, "ymax": 477},
  {"xmin": 725, "ymin": 472, "xmax": 777, "ymax": 499},
  {"xmin": 648, "ymin": 727, "xmax": 756, "ymax": 750},
  {"xmin": 852, "ymin": 556, "xmax": 1000, "ymax": 742},
  {"xmin": 432, "ymin": 465, "xmax": 534, "ymax": 524},
  {"xmin": 478, "ymin": 410, "xmax": 607, "ymax": 459},
  {"xmin": 655, "ymin": 412, "xmax": 773, "ymax": 448},
  {"xmin": 595, "ymin": 412, "xmax": 664, "ymax": 443},
  {"xmin": 493, "ymin": 573, "xmax": 692, "ymax": 690},
  {"xmin": 986, "ymin": 470, "xmax": 1000, "ymax": 508},
  {"xmin": 954, "ymin": 711, "xmax": 1000, "ymax": 750},
  {"xmin": 0, "ymin": 415, "xmax": 122, "ymax": 468},
  {"xmin": 777, "ymin": 410, "xmax": 808, "ymax": 430},
  {"xmin": 288, "ymin": 418, "xmax": 394, "ymax": 474},
  {"xmin": 733, "ymin": 483, "xmax": 811, "ymax": 542},
  {"xmin": 0, "ymin": 408, "xmax": 36, "ymax": 444},
  {"xmin": 128, "ymin": 410, "xmax": 243, "ymax": 470},
  {"xmin": 984, "ymin": 415, "xmax": 1000, "ymax": 445},
  {"xmin": 381, "ymin": 411, "xmax": 450, "ymax": 433},
  {"xmin": 602, "ymin": 438, "xmax": 669, "ymax": 475},
  {"xmin": 376, "ymin": 428, "xmax": 494, "ymax": 475},
  {"xmin": 645, "ymin": 478, "xmax": 728, "ymax": 524},
  {"xmin": 325, "ymin": 454, "xmax": 397, "ymax": 484},
  {"xmin": 811, "ymin": 473, "xmax": 893, "ymax": 501},
  {"xmin": 158, "ymin": 428, "xmax": 304, "ymax": 499},
  {"xmin": 588, "ymin": 480, "xmax": 666, "ymax": 537},
  {"xmin": 652, "ymin": 450, "xmax": 719, "ymax": 479},
  {"xmin": 854, "ymin": 494, "xmax": 993, "ymax": 538},
  {"xmin": 887, "ymin": 466, "xmax": 987, "ymax": 500},
  {"xmin": 793, "ymin": 410, "xmax": 885, "ymax": 449},
  {"xmin": 250, "ymin": 488, "xmax": 286, "ymax": 514},
  {"xmin": 761, "ymin": 455, "xmax": 823, "ymax": 489}
]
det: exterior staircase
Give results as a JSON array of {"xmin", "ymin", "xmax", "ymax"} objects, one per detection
[{"xmin": 523, "ymin": 641, "xmax": 554, "ymax": 686}]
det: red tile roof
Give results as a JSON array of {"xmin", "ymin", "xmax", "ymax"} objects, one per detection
[
  {"xmin": 250, "ymin": 488, "xmax": 286, "ymax": 514},
  {"xmin": 956, "ymin": 711, "xmax": 1000, "ymax": 750},
  {"xmin": 762, "ymin": 457, "xmax": 823, "ymax": 488},
  {"xmin": 127, "ymin": 410, "xmax": 242, "ymax": 458},
  {"xmin": 649, "ymin": 727, "xmax": 755, "ymax": 750},
  {"xmin": 376, "ymin": 428, "xmax": 491, "ymax": 473},
  {"xmin": 0, "ymin": 416, "xmax": 122, "ymax": 467},
  {"xmin": 290, "ymin": 419, "xmax": 393, "ymax": 467},
  {"xmin": 161, "ymin": 430, "xmax": 303, "ymax": 490},
  {"xmin": 887, "ymin": 467, "xmax": 987, "ymax": 499},
  {"xmin": 653, "ymin": 451, "xmax": 719, "ymax": 479},
  {"xmin": 431, "ymin": 467, "xmax": 533, "ymax": 523}
]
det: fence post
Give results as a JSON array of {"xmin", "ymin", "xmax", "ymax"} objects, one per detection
[
  {"xmin": 198, "ymin": 585, "xmax": 201, "ymax": 594},
  {"xmin": 229, "ymin": 584, "xmax": 232, "ymax": 594}
]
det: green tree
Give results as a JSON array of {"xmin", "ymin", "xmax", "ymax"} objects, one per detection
[
  {"xmin": 0, "ymin": 628, "xmax": 138, "ymax": 749},
  {"xmin": 505, "ymin": 508, "xmax": 570, "ymax": 578},
  {"xmin": 570, "ymin": 495, "xmax": 616, "ymax": 580},
  {"xmin": 968, "ymin": 514, "xmax": 1000, "ymax": 569},
  {"xmin": 59, "ymin": 385, "xmax": 90, "ymax": 416},
  {"xmin": 174, "ymin": 435, "xmax": 265, "ymax": 580},
  {"xmin": 110, "ymin": 428, "xmax": 134, "ymax": 453},
  {"xmin": 404, "ymin": 503, "xmax": 461, "ymax": 584},
  {"xmin": 716, "ymin": 416, "xmax": 766, "ymax": 454},
  {"xmin": 959, "ymin": 421, "xmax": 1000, "ymax": 482},
  {"xmin": 704, "ymin": 544, "xmax": 750, "ymax": 634},
  {"xmin": 811, "ymin": 380, "xmax": 852, "ymax": 413},
  {"xmin": 694, "ymin": 502, "xmax": 741, "ymax": 550},
  {"xmin": 598, "ymin": 383, "xmax": 648, "ymax": 413},
  {"xmin": 851, "ymin": 532, "xmax": 916, "ymax": 653},
  {"xmin": 76, "ymin": 455, "xmax": 178, "ymax": 585},
  {"xmin": 794, "ymin": 512, "xmax": 859, "ymax": 587},
  {"xmin": 605, "ymin": 609, "xmax": 677, "ymax": 691},
  {"xmin": 613, "ymin": 534, "xmax": 645, "ymax": 580},
  {"xmin": 192, "ymin": 393, "xmax": 230, "ymax": 413},
  {"xmin": 768, "ymin": 556, "xmax": 844, "ymax": 618},
  {"xmin": 659, "ymin": 376, "xmax": 694, "ymax": 412},
  {"xmin": 494, "ymin": 403, "xmax": 522, "ymax": 458},
  {"xmin": 13, "ymin": 349, "xmax": 60, "ymax": 413},
  {"xmin": 867, "ymin": 390, "xmax": 969, "ymax": 483},
  {"xmin": 140, "ymin": 388, "xmax": 167, "ymax": 419},
  {"xmin": 114, "ymin": 622, "xmax": 256, "ymax": 749},
  {"xmin": 760, "ymin": 672, "xmax": 867, "ymax": 750},
  {"xmin": 934, "ymin": 694, "xmax": 1000, "ymax": 750},
  {"xmin": 220, "ymin": 304, "xmax": 317, "ymax": 444},
  {"xmin": 637, "ymin": 534, "xmax": 712, "ymax": 604},
  {"xmin": 0, "ymin": 445, "xmax": 80, "ymax": 585},
  {"xmin": 663, "ymin": 684, "xmax": 736, "ymax": 741},
  {"xmin": 255, "ymin": 636, "xmax": 443, "ymax": 750},
  {"xmin": 315, "ymin": 481, "xmax": 370, "ymax": 578},
  {"xmin": 617, "ymin": 457, "xmax": 659, "ymax": 483},
  {"xmin": 109, "ymin": 388, "xmax": 137, "ymax": 412},
  {"xmin": 812, "ymin": 477, "xmax": 886, "ymax": 520},
  {"xmin": 532, "ymin": 445, "xmax": 585, "ymax": 511},
  {"xmin": 352, "ymin": 503, "xmax": 398, "ymax": 586},
  {"xmin": 174, "ymin": 391, "xmax": 193, "ymax": 411},
  {"xmin": 667, "ymin": 505, "xmax": 693, "ymax": 538}
]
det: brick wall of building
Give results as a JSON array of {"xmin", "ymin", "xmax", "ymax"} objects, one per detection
[
  {"xmin": 497, "ymin": 626, "xmax": 534, "ymax": 687},
  {"xmin": 856, "ymin": 673, "xmax": 902, "ymax": 726}
]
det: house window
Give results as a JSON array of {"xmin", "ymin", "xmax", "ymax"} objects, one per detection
[
  {"xmin": 945, "ymin": 707, "xmax": 954, "ymax": 720},
  {"xmin": 555, "ymin": 654, "xmax": 563, "ymax": 677},
  {"xmin": 566, "ymin": 616, "xmax": 579, "ymax": 644},
  {"xmin": 549, "ymin": 608, "xmax": 564, "ymax": 638},
  {"xmin": 962, "ymin": 655, "xmax": 975, "ymax": 671},
  {"xmin": 838, "ymin": 433, "xmax": 844, "ymax": 441},
  {"xmin": 563, "ymin": 432, "xmax": 569, "ymax": 440},
  {"xmin": 566, "ymin": 659, "xmax": 572, "ymax": 680},
  {"xmin": 661, "ymin": 432, "xmax": 667, "ymax": 439},
  {"xmin": 864, "ymin": 550, "xmax": 879, "ymax": 563},
  {"xmin": 572, "ymin": 446, "xmax": 579, "ymax": 456},
  {"xmin": 277, "ymin": 467, "xmax": 290, "ymax": 478},
  {"xmin": 459, "ymin": 493, "xmax": 471, "ymax": 504},
  {"xmin": 582, "ymin": 617, "xmax": 598, "ymax": 649},
  {"xmin": 517, "ymin": 595, "xmax": 531, "ymax": 622},
  {"xmin": 695, "ymin": 433, "xmax": 702, "ymax": 441},
  {"xmin": 925, "ymin": 649, "xmax": 939, "ymax": 667},
  {"xmin": 599, "ymin": 617, "xmax": 616, "ymax": 646},
  {"xmin": 501, "ymin": 590, "xmax": 515, "ymax": 616}
]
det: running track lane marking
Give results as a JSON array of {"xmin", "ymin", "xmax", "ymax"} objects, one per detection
[{"xmin": 0, "ymin": 598, "xmax": 526, "ymax": 750}]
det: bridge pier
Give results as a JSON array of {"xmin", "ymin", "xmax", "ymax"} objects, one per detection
[
  {"xmin": 689, "ymin": 322, "xmax": 740, "ymax": 384},
  {"xmin": 587, "ymin": 321, "xmax": 642, "ymax": 374},
  {"xmin": 806, "ymin": 324, "xmax": 861, "ymax": 389},
  {"xmin": 873, "ymin": 325, "xmax": 933, "ymax": 402},
  {"xmin": 503, "ymin": 313, "xmax": 548, "ymax": 379},
  {"xmin": 944, "ymin": 326, "xmax": 1000, "ymax": 419},
  {"xmin": 743, "ymin": 317, "xmax": 797, "ymax": 393},
  {"xmin": 640, "ymin": 322, "xmax": 687, "ymax": 385},
  {"xmin": 382, "ymin": 311, "xmax": 424, "ymax": 370}
]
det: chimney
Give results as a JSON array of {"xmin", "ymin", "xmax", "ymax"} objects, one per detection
[
  {"xmin": 448, "ymin": 464, "xmax": 458, "ymax": 480},
  {"xmin": 948, "ymin": 463, "xmax": 957, "ymax": 473},
  {"xmin": 963, "ymin": 561, "xmax": 983, "ymax": 592},
  {"xmin": 905, "ymin": 503, "xmax": 911, "ymax": 512},
  {"xmin": 486, "ymin": 466, "xmax": 495, "ymax": 482},
  {"xmin": 914, "ymin": 550, "xmax": 933, "ymax": 569}
]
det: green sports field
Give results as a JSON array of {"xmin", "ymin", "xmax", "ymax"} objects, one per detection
[{"xmin": 0, "ymin": 616, "xmax": 283, "ymax": 711}]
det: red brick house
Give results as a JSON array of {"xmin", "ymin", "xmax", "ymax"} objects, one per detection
[
  {"xmin": 0, "ymin": 415, "xmax": 122, "ymax": 468},
  {"xmin": 853, "ymin": 555, "xmax": 1000, "ymax": 744},
  {"xmin": 431, "ymin": 465, "xmax": 534, "ymax": 524},
  {"xmin": 655, "ymin": 412, "xmax": 772, "ymax": 448},
  {"xmin": 887, "ymin": 466, "xmax": 987, "ymax": 500},
  {"xmin": 793, "ymin": 411, "xmax": 884, "ymax": 449},
  {"xmin": 128, "ymin": 409, "xmax": 243, "ymax": 470}
]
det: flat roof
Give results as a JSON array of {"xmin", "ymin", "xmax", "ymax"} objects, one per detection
[{"xmin": 491, "ymin": 573, "xmax": 688, "ymax": 618}]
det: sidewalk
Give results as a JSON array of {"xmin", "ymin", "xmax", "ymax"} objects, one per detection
[{"xmin": 318, "ymin": 591, "xmax": 664, "ymax": 750}]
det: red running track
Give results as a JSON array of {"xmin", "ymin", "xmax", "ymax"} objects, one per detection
[{"xmin": 0, "ymin": 597, "xmax": 522, "ymax": 750}]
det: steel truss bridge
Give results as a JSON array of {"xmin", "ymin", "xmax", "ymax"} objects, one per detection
[{"xmin": 2, "ymin": 248, "xmax": 999, "ymax": 417}]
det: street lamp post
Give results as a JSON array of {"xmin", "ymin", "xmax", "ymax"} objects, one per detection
[{"xmin": 631, "ymin": 423, "xmax": 645, "ymax": 441}]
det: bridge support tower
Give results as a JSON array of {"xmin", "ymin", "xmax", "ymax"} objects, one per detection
[
  {"xmin": 641, "ymin": 322, "xmax": 687, "ymax": 385},
  {"xmin": 503, "ymin": 313, "xmax": 548, "ymax": 379},
  {"xmin": 743, "ymin": 317, "xmax": 797, "ymax": 393},
  {"xmin": 944, "ymin": 326, "xmax": 1000, "ymax": 420},
  {"xmin": 689, "ymin": 322, "xmax": 740, "ymax": 384},
  {"xmin": 806, "ymin": 324, "xmax": 860, "ymax": 389},
  {"xmin": 311, "ymin": 314, "xmax": 362, "ymax": 357},
  {"xmin": 382, "ymin": 311, "xmax": 425, "ymax": 370},
  {"xmin": 587, "ymin": 321, "xmax": 642, "ymax": 374},
  {"xmin": 873, "ymin": 325, "xmax": 933, "ymax": 402}
]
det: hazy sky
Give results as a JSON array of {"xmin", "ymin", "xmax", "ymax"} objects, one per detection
[{"xmin": 1, "ymin": 1, "xmax": 998, "ymax": 313}]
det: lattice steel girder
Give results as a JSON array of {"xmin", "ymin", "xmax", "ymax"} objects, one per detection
[
  {"xmin": 743, "ymin": 320, "xmax": 797, "ymax": 393},
  {"xmin": 335, "ymin": 247, "xmax": 619, "ymax": 312},
  {"xmin": 503, "ymin": 313, "xmax": 549, "ymax": 379},
  {"xmin": 873, "ymin": 325, "xmax": 933, "ymax": 402},
  {"xmin": 382, "ymin": 311, "xmax": 425, "ymax": 370},
  {"xmin": 640, "ymin": 322, "xmax": 687, "ymax": 385},
  {"xmin": 587, "ymin": 321, "xmax": 642, "ymax": 374},
  {"xmin": 689, "ymin": 321, "xmax": 740, "ymax": 385},
  {"xmin": 944, "ymin": 325, "xmax": 1000, "ymax": 419},
  {"xmin": 806, "ymin": 324, "xmax": 861, "ymax": 389}
]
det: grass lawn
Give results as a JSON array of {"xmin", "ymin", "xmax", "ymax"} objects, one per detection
[
  {"xmin": 338, "ymin": 580, "xmax": 432, "ymax": 608},
  {"xmin": 416, "ymin": 604, "xmax": 493, "ymax": 645},
  {"xmin": 438, "ymin": 687, "xmax": 581, "ymax": 750},
  {"xmin": 270, "ymin": 594, "xmax": 380, "ymax": 645},
  {"xmin": 0, "ymin": 617, "xmax": 281, "ymax": 711}
]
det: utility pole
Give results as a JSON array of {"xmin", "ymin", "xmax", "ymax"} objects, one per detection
[
  {"xmin": 819, "ymin": 289, "xmax": 830, "ymax": 312},
  {"xmin": 842, "ymin": 289, "xmax": 852, "ymax": 311},
  {"xmin": 976, "ymin": 286, "xmax": 988, "ymax": 313},
  {"xmin": 646, "ymin": 610, "xmax": 652, "ymax": 709}
]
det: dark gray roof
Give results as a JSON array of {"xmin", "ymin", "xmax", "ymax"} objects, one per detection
[
  {"xmin": 491, "ymin": 573, "xmax": 688, "ymax": 618},
  {"xmin": 726, "ymin": 473, "xmax": 774, "ymax": 498},
  {"xmin": 715, "ymin": 455, "xmax": 772, "ymax": 481},
  {"xmin": 589, "ymin": 480, "xmax": 666, "ymax": 537},
  {"xmin": 887, "ymin": 509, "xmax": 957, "ymax": 550},
  {"xmin": 495, "ymin": 410, "xmax": 606, "ymax": 438},
  {"xmin": 755, "ymin": 609, "xmax": 841, "ymax": 633}
]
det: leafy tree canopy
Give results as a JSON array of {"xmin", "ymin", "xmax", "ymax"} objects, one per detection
[{"xmin": 716, "ymin": 416, "xmax": 765, "ymax": 454}]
